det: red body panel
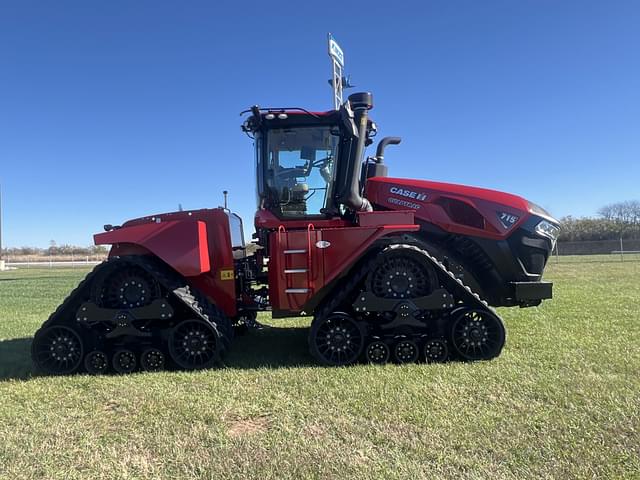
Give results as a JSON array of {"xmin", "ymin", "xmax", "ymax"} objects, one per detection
[
  {"xmin": 95, "ymin": 220, "xmax": 211, "ymax": 276},
  {"xmin": 267, "ymin": 211, "xmax": 418, "ymax": 314},
  {"xmin": 94, "ymin": 208, "xmax": 237, "ymax": 317},
  {"xmin": 255, "ymin": 209, "xmax": 350, "ymax": 231},
  {"xmin": 366, "ymin": 177, "xmax": 532, "ymax": 240}
]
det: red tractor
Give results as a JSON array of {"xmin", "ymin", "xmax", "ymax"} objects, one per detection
[{"xmin": 32, "ymin": 45, "xmax": 560, "ymax": 374}]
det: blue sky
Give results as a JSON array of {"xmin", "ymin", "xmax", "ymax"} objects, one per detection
[{"xmin": 1, "ymin": 1, "xmax": 638, "ymax": 247}]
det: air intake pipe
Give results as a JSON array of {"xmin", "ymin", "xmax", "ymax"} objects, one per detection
[{"xmin": 339, "ymin": 92, "xmax": 374, "ymax": 212}]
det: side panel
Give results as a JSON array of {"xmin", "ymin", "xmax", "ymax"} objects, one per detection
[
  {"xmin": 321, "ymin": 225, "xmax": 418, "ymax": 286},
  {"xmin": 189, "ymin": 217, "xmax": 238, "ymax": 317},
  {"xmin": 269, "ymin": 220, "xmax": 419, "ymax": 315},
  {"xmin": 95, "ymin": 220, "xmax": 210, "ymax": 277}
]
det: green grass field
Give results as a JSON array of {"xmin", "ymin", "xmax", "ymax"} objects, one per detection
[{"xmin": 1, "ymin": 261, "xmax": 639, "ymax": 479}]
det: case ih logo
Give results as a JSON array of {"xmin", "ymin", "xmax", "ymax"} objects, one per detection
[{"xmin": 389, "ymin": 187, "xmax": 428, "ymax": 201}]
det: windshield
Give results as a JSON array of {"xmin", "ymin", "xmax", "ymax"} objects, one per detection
[{"xmin": 264, "ymin": 126, "xmax": 338, "ymax": 217}]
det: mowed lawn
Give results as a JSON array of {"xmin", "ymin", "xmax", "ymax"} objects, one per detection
[{"xmin": 0, "ymin": 261, "xmax": 638, "ymax": 479}]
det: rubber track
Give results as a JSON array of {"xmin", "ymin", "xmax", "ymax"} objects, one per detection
[
  {"xmin": 33, "ymin": 256, "xmax": 233, "ymax": 364},
  {"xmin": 310, "ymin": 243, "xmax": 505, "ymax": 346},
  {"xmin": 111, "ymin": 256, "xmax": 233, "ymax": 360},
  {"xmin": 385, "ymin": 244, "xmax": 500, "ymax": 316}
]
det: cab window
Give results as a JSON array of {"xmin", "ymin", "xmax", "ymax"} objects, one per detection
[{"xmin": 265, "ymin": 127, "xmax": 338, "ymax": 217}]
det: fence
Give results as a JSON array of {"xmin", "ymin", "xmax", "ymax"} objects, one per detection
[
  {"xmin": 553, "ymin": 238, "xmax": 640, "ymax": 263},
  {"xmin": 2, "ymin": 254, "xmax": 106, "ymax": 269}
]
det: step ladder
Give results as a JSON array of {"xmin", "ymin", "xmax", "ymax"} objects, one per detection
[{"xmin": 278, "ymin": 224, "xmax": 315, "ymax": 300}]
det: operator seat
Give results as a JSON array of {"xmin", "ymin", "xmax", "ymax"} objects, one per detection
[{"xmin": 280, "ymin": 183, "xmax": 308, "ymax": 216}]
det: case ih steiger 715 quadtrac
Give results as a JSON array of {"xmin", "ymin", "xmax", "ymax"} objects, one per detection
[{"xmin": 32, "ymin": 37, "xmax": 560, "ymax": 375}]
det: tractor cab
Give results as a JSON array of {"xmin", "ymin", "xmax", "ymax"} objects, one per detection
[
  {"xmin": 251, "ymin": 111, "xmax": 341, "ymax": 218},
  {"xmin": 242, "ymin": 92, "xmax": 388, "ymax": 229}
]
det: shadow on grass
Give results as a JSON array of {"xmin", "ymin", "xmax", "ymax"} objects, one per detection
[
  {"xmin": 224, "ymin": 325, "xmax": 315, "ymax": 369},
  {"xmin": 0, "ymin": 326, "xmax": 314, "ymax": 381},
  {"xmin": 0, "ymin": 337, "xmax": 33, "ymax": 381}
]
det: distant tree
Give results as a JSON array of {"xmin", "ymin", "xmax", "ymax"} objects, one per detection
[
  {"xmin": 559, "ymin": 205, "xmax": 640, "ymax": 242},
  {"xmin": 91, "ymin": 245, "xmax": 108, "ymax": 255},
  {"xmin": 597, "ymin": 200, "xmax": 640, "ymax": 225},
  {"xmin": 48, "ymin": 240, "xmax": 58, "ymax": 256}
]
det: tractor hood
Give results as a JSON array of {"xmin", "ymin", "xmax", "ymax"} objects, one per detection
[{"xmin": 366, "ymin": 177, "xmax": 543, "ymax": 240}]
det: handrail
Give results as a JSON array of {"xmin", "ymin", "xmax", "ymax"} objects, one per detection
[
  {"xmin": 278, "ymin": 225, "xmax": 287, "ymax": 284},
  {"xmin": 307, "ymin": 223, "xmax": 315, "ymax": 291}
]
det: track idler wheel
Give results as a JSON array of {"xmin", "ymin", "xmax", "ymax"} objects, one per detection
[
  {"xmin": 84, "ymin": 350, "xmax": 109, "ymax": 374},
  {"xmin": 450, "ymin": 308, "xmax": 506, "ymax": 361},
  {"xmin": 424, "ymin": 339, "xmax": 448, "ymax": 363},
  {"xmin": 394, "ymin": 339, "xmax": 419, "ymax": 363},
  {"xmin": 365, "ymin": 340, "xmax": 390, "ymax": 365},
  {"xmin": 140, "ymin": 348, "xmax": 166, "ymax": 372},
  {"xmin": 112, "ymin": 349, "xmax": 137, "ymax": 374},
  {"xmin": 309, "ymin": 312, "xmax": 364, "ymax": 366},
  {"xmin": 32, "ymin": 325, "xmax": 84, "ymax": 375},
  {"xmin": 168, "ymin": 319, "xmax": 219, "ymax": 370}
]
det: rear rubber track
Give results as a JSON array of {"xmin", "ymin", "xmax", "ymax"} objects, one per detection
[{"xmin": 31, "ymin": 255, "xmax": 233, "ymax": 375}]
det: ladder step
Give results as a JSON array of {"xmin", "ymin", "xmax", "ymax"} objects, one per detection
[
  {"xmin": 285, "ymin": 288, "xmax": 310, "ymax": 294},
  {"xmin": 284, "ymin": 268, "xmax": 308, "ymax": 274},
  {"xmin": 284, "ymin": 249, "xmax": 307, "ymax": 254}
]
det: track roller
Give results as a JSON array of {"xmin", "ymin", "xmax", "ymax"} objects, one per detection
[
  {"xmin": 309, "ymin": 312, "xmax": 364, "ymax": 366},
  {"xmin": 424, "ymin": 339, "xmax": 448, "ymax": 363},
  {"xmin": 394, "ymin": 339, "xmax": 419, "ymax": 363},
  {"xmin": 365, "ymin": 340, "xmax": 390, "ymax": 364},
  {"xmin": 450, "ymin": 308, "xmax": 506, "ymax": 361},
  {"xmin": 140, "ymin": 348, "xmax": 166, "ymax": 372},
  {"xmin": 84, "ymin": 350, "xmax": 109, "ymax": 374},
  {"xmin": 112, "ymin": 349, "xmax": 137, "ymax": 374},
  {"xmin": 32, "ymin": 325, "xmax": 84, "ymax": 375}
]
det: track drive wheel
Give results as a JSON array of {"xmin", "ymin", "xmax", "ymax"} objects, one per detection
[
  {"xmin": 365, "ymin": 340, "xmax": 390, "ymax": 365},
  {"xmin": 450, "ymin": 308, "xmax": 506, "ymax": 361},
  {"xmin": 95, "ymin": 262, "xmax": 161, "ymax": 308},
  {"xmin": 368, "ymin": 248, "xmax": 438, "ymax": 300},
  {"xmin": 84, "ymin": 350, "xmax": 109, "ymax": 374},
  {"xmin": 168, "ymin": 319, "xmax": 219, "ymax": 370},
  {"xmin": 309, "ymin": 312, "xmax": 364, "ymax": 366},
  {"xmin": 32, "ymin": 325, "xmax": 84, "ymax": 375}
]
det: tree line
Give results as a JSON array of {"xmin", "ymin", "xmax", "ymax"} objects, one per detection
[{"xmin": 559, "ymin": 200, "xmax": 640, "ymax": 242}]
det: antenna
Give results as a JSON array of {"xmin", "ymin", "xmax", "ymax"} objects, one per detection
[
  {"xmin": 223, "ymin": 190, "xmax": 229, "ymax": 210},
  {"xmin": 327, "ymin": 33, "xmax": 345, "ymax": 110}
]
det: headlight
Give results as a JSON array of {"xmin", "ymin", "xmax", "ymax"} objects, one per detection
[{"xmin": 535, "ymin": 220, "xmax": 561, "ymax": 246}]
